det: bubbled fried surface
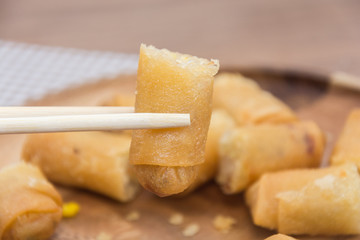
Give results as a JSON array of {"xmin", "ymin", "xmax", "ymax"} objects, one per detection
[{"xmin": 133, "ymin": 165, "xmax": 199, "ymax": 196}]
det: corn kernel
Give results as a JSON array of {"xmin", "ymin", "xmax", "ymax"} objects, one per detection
[{"xmin": 62, "ymin": 201, "xmax": 80, "ymax": 218}]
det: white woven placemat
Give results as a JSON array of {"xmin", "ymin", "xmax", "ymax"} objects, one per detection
[{"xmin": 0, "ymin": 40, "xmax": 139, "ymax": 106}]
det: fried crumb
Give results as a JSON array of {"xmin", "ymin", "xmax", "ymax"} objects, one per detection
[
  {"xmin": 96, "ymin": 232, "xmax": 113, "ymax": 240},
  {"xmin": 126, "ymin": 211, "xmax": 140, "ymax": 221},
  {"xmin": 169, "ymin": 213, "xmax": 184, "ymax": 225},
  {"xmin": 213, "ymin": 215, "xmax": 236, "ymax": 233},
  {"xmin": 182, "ymin": 223, "xmax": 200, "ymax": 237}
]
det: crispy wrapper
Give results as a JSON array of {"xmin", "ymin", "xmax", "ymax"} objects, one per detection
[
  {"xmin": 331, "ymin": 109, "xmax": 360, "ymax": 168},
  {"xmin": 217, "ymin": 121, "xmax": 325, "ymax": 194},
  {"xmin": 246, "ymin": 164, "xmax": 360, "ymax": 235},
  {"xmin": 264, "ymin": 234, "xmax": 297, "ymax": 240},
  {"xmin": 213, "ymin": 73, "xmax": 297, "ymax": 125},
  {"xmin": 130, "ymin": 44, "xmax": 219, "ymax": 196},
  {"xmin": 0, "ymin": 162, "xmax": 62, "ymax": 240},
  {"xmin": 22, "ymin": 132, "xmax": 139, "ymax": 202}
]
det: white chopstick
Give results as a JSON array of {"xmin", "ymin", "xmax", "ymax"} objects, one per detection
[
  {"xmin": 0, "ymin": 106, "xmax": 134, "ymax": 117},
  {"xmin": 0, "ymin": 113, "xmax": 190, "ymax": 134}
]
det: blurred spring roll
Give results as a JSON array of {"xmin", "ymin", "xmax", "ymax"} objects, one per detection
[
  {"xmin": 217, "ymin": 121, "xmax": 325, "ymax": 194},
  {"xmin": 213, "ymin": 73, "xmax": 297, "ymax": 125},
  {"xmin": 331, "ymin": 109, "xmax": 360, "ymax": 168},
  {"xmin": 130, "ymin": 44, "xmax": 219, "ymax": 196},
  {"xmin": 0, "ymin": 162, "xmax": 62, "ymax": 240},
  {"xmin": 22, "ymin": 132, "xmax": 139, "ymax": 202},
  {"xmin": 246, "ymin": 164, "xmax": 360, "ymax": 235}
]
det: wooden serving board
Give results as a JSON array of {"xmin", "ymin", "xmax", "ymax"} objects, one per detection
[{"xmin": 2, "ymin": 69, "xmax": 360, "ymax": 240}]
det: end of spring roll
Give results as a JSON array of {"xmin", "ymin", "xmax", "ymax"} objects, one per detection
[
  {"xmin": 130, "ymin": 44, "xmax": 219, "ymax": 196},
  {"xmin": 0, "ymin": 162, "xmax": 62, "ymax": 240},
  {"xmin": 22, "ymin": 132, "xmax": 139, "ymax": 202},
  {"xmin": 216, "ymin": 121, "xmax": 325, "ymax": 194}
]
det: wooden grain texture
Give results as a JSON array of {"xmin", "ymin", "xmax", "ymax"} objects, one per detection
[
  {"xmin": 1, "ymin": 71, "xmax": 360, "ymax": 240},
  {"xmin": 1, "ymin": 0, "xmax": 360, "ymax": 76}
]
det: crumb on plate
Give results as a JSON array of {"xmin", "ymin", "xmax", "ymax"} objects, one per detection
[
  {"xmin": 213, "ymin": 215, "xmax": 236, "ymax": 233},
  {"xmin": 126, "ymin": 211, "xmax": 140, "ymax": 221},
  {"xmin": 96, "ymin": 232, "xmax": 113, "ymax": 240},
  {"xmin": 182, "ymin": 223, "xmax": 200, "ymax": 237},
  {"xmin": 169, "ymin": 213, "xmax": 184, "ymax": 225}
]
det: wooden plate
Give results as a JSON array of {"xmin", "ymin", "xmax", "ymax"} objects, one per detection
[{"xmin": 2, "ymin": 69, "xmax": 360, "ymax": 240}]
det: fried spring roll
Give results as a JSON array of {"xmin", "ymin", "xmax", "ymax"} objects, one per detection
[
  {"xmin": 331, "ymin": 109, "xmax": 360, "ymax": 168},
  {"xmin": 246, "ymin": 164, "xmax": 360, "ymax": 235},
  {"xmin": 264, "ymin": 234, "xmax": 297, "ymax": 240},
  {"xmin": 130, "ymin": 44, "xmax": 219, "ymax": 196},
  {"xmin": 0, "ymin": 162, "xmax": 62, "ymax": 240},
  {"xmin": 183, "ymin": 110, "xmax": 236, "ymax": 194},
  {"xmin": 216, "ymin": 121, "xmax": 325, "ymax": 194},
  {"xmin": 22, "ymin": 132, "xmax": 139, "ymax": 202},
  {"xmin": 213, "ymin": 73, "xmax": 297, "ymax": 125}
]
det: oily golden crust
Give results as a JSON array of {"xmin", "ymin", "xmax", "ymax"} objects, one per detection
[
  {"xmin": 3, "ymin": 212, "xmax": 62, "ymax": 240},
  {"xmin": 246, "ymin": 164, "xmax": 360, "ymax": 235},
  {"xmin": 22, "ymin": 132, "xmax": 139, "ymax": 202},
  {"xmin": 331, "ymin": 109, "xmax": 360, "ymax": 168},
  {"xmin": 213, "ymin": 73, "xmax": 297, "ymax": 125},
  {"xmin": 277, "ymin": 164, "xmax": 360, "ymax": 235},
  {"xmin": 0, "ymin": 163, "xmax": 62, "ymax": 240},
  {"xmin": 217, "ymin": 121, "xmax": 325, "ymax": 194},
  {"xmin": 130, "ymin": 45, "xmax": 218, "ymax": 196},
  {"xmin": 134, "ymin": 165, "xmax": 199, "ymax": 197},
  {"xmin": 130, "ymin": 44, "xmax": 218, "ymax": 167}
]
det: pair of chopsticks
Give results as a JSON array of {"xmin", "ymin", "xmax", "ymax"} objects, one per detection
[{"xmin": 0, "ymin": 107, "xmax": 190, "ymax": 134}]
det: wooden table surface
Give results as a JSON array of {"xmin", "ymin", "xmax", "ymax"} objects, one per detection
[{"xmin": 1, "ymin": 0, "xmax": 360, "ymax": 75}]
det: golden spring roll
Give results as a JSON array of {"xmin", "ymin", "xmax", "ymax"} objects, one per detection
[
  {"xmin": 264, "ymin": 234, "xmax": 297, "ymax": 240},
  {"xmin": 217, "ymin": 121, "xmax": 325, "ymax": 194},
  {"xmin": 130, "ymin": 44, "xmax": 219, "ymax": 196},
  {"xmin": 213, "ymin": 73, "xmax": 297, "ymax": 125},
  {"xmin": 331, "ymin": 109, "xmax": 360, "ymax": 168},
  {"xmin": 0, "ymin": 162, "xmax": 62, "ymax": 240},
  {"xmin": 245, "ymin": 166, "xmax": 337, "ymax": 230},
  {"xmin": 246, "ymin": 164, "xmax": 360, "ymax": 235},
  {"xmin": 182, "ymin": 110, "xmax": 236, "ymax": 194},
  {"xmin": 22, "ymin": 132, "xmax": 139, "ymax": 202}
]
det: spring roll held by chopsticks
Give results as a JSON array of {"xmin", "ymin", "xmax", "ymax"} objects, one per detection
[
  {"xmin": 213, "ymin": 73, "xmax": 297, "ymax": 125},
  {"xmin": 130, "ymin": 44, "xmax": 219, "ymax": 196},
  {"xmin": 216, "ymin": 121, "xmax": 325, "ymax": 194},
  {"xmin": 0, "ymin": 162, "xmax": 62, "ymax": 240},
  {"xmin": 22, "ymin": 132, "xmax": 139, "ymax": 202},
  {"xmin": 246, "ymin": 164, "xmax": 360, "ymax": 235},
  {"xmin": 331, "ymin": 109, "xmax": 360, "ymax": 168}
]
